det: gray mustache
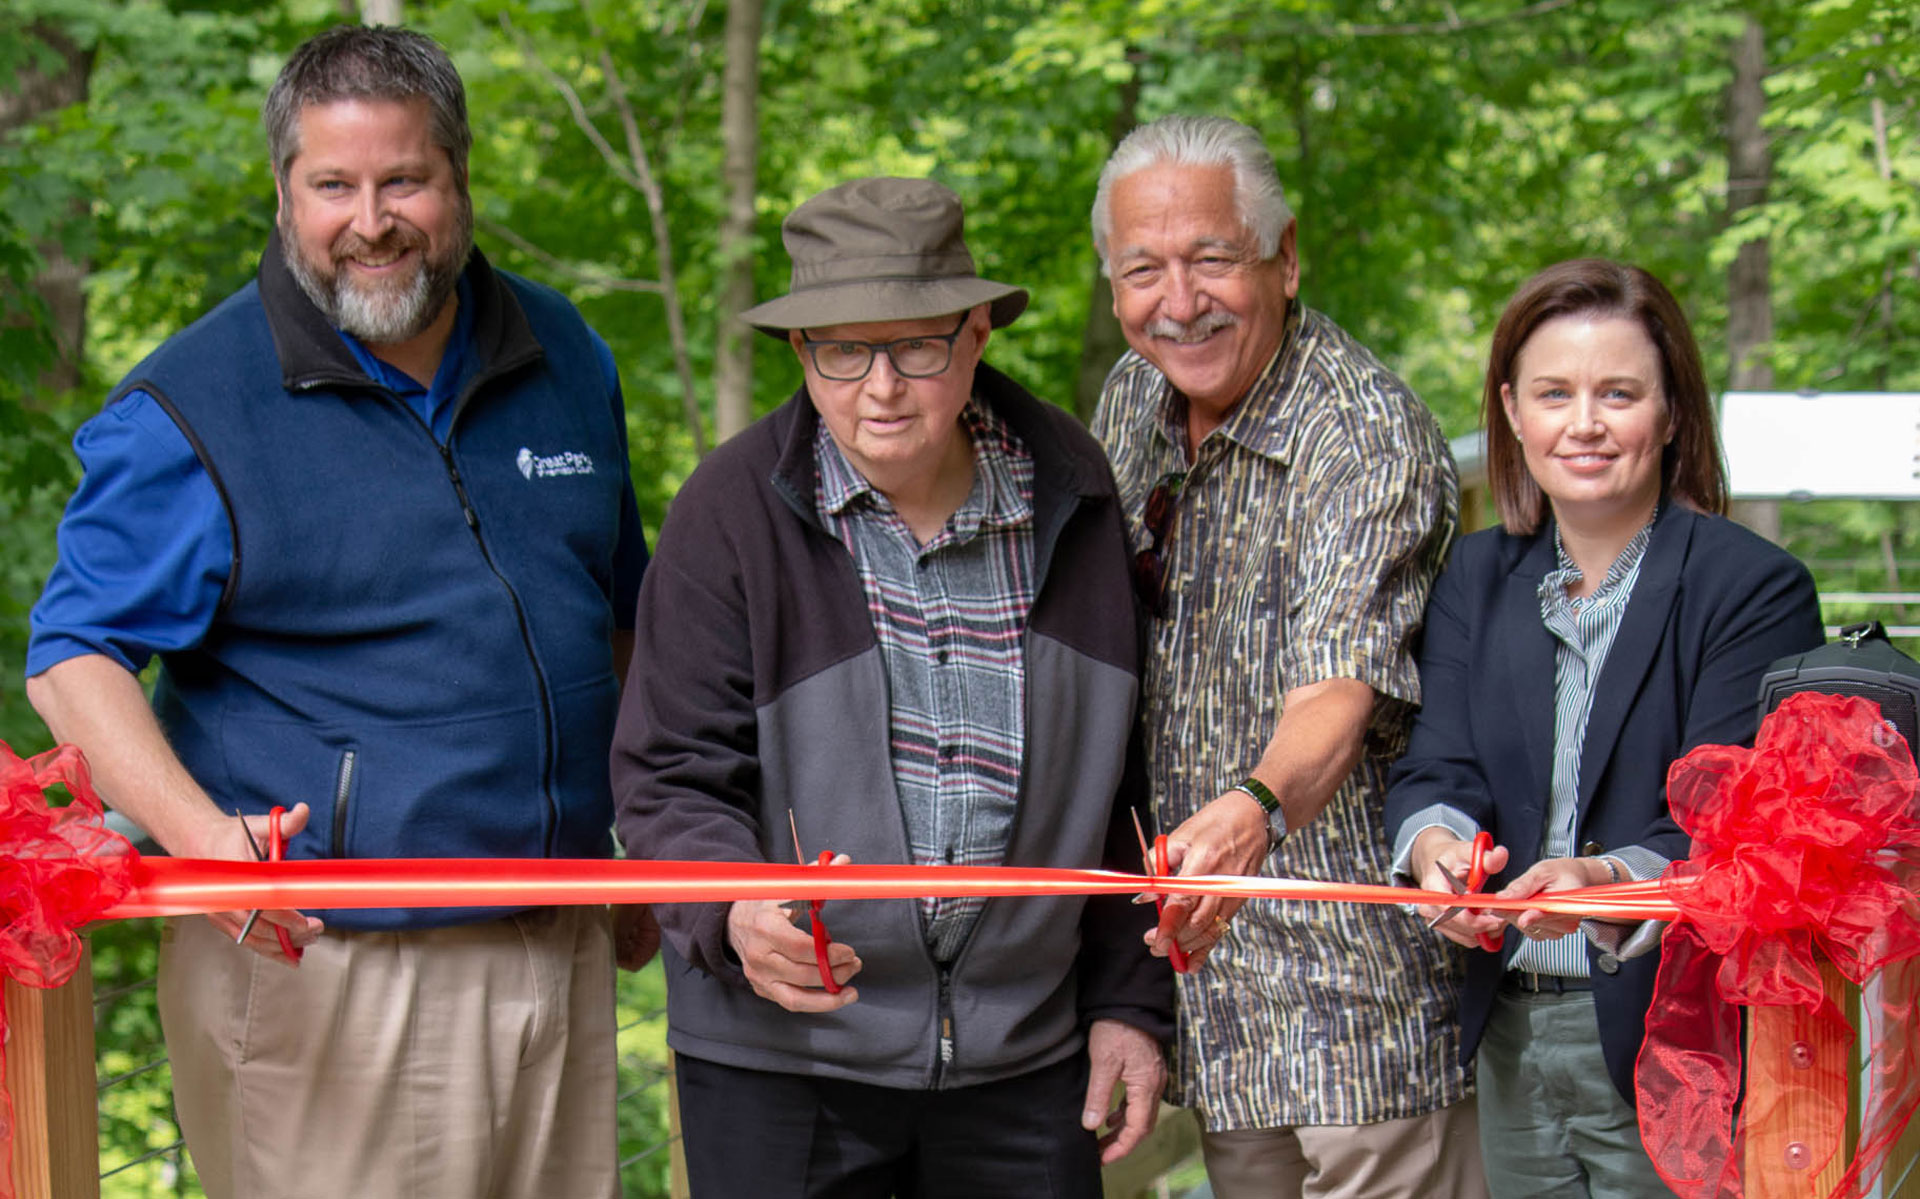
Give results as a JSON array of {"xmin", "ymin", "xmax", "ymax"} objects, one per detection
[{"xmin": 1145, "ymin": 311, "xmax": 1238, "ymax": 343}]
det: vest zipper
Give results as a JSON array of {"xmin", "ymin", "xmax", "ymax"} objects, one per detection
[
  {"xmin": 330, "ymin": 749, "xmax": 357, "ymax": 858},
  {"xmin": 435, "ymin": 440, "xmax": 560, "ymax": 847},
  {"xmin": 288, "ymin": 376, "xmax": 566, "ymax": 853}
]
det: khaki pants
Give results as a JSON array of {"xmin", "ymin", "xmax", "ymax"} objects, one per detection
[
  {"xmin": 1200, "ymin": 1096, "xmax": 1489, "ymax": 1199},
  {"xmin": 159, "ymin": 906, "xmax": 619, "ymax": 1199}
]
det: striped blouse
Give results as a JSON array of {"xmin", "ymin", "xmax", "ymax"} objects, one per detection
[{"xmin": 1514, "ymin": 514, "xmax": 1671, "ymax": 976}]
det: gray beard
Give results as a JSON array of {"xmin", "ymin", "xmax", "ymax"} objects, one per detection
[{"xmin": 280, "ymin": 215, "xmax": 470, "ymax": 346}]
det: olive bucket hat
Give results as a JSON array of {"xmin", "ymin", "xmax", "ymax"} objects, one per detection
[{"xmin": 740, "ymin": 177, "xmax": 1029, "ymax": 336}]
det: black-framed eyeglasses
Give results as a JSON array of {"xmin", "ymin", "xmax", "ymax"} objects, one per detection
[
  {"xmin": 800, "ymin": 313, "xmax": 970, "ymax": 382},
  {"xmin": 1132, "ymin": 470, "xmax": 1187, "ymax": 618}
]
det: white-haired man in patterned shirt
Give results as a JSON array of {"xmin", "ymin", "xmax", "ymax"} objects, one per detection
[{"xmin": 1088, "ymin": 114, "xmax": 1487, "ymax": 1199}]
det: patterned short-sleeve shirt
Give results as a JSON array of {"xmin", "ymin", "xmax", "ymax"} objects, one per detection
[{"xmin": 1090, "ymin": 304, "xmax": 1468, "ymax": 1129}]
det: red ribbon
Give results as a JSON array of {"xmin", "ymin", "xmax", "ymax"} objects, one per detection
[
  {"xmin": 19, "ymin": 714, "xmax": 1918, "ymax": 1199},
  {"xmin": 0, "ymin": 742, "xmax": 135, "ymax": 1196},
  {"xmin": 1637, "ymin": 691, "xmax": 1920, "ymax": 1199},
  {"xmin": 95, "ymin": 856, "xmax": 1677, "ymax": 921}
]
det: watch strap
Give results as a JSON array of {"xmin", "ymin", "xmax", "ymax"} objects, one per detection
[{"xmin": 1229, "ymin": 777, "xmax": 1287, "ymax": 853}]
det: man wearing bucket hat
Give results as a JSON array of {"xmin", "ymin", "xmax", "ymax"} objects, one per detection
[{"xmin": 611, "ymin": 177, "xmax": 1173, "ymax": 1195}]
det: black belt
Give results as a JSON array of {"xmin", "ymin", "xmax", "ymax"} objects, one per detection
[{"xmin": 1504, "ymin": 970, "xmax": 1594, "ymax": 994}]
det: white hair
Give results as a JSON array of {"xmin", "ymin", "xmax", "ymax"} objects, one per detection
[{"xmin": 1090, "ymin": 115, "xmax": 1294, "ymax": 275}]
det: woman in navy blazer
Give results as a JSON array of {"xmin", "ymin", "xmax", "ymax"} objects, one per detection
[{"xmin": 1385, "ymin": 259, "xmax": 1824, "ymax": 1197}]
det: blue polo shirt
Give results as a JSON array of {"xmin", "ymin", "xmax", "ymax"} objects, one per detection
[{"xmin": 27, "ymin": 278, "xmax": 625, "ymax": 678}]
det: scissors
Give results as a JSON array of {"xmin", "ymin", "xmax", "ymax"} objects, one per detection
[
  {"xmin": 1131, "ymin": 810, "xmax": 1190, "ymax": 973},
  {"xmin": 788, "ymin": 812, "xmax": 841, "ymax": 994},
  {"xmin": 1426, "ymin": 829, "xmax": 1503, "ymax": 952},
  {"xmin": 234, "ymin": 805, "xmax": 304, "ymax": 964}
]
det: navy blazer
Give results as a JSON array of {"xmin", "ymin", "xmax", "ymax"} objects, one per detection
[{"xmin": 1385, "ymin": 504, "xmax": 1824, "ymax": 1102}]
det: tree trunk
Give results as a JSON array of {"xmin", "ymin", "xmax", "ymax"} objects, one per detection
[
  {"xmin": 360, "ymin": 0, "xmax": 404, "ymax": 25},
  {"xmin": 1072, "ymin": 51, "xmax": 1141, "ymax": 423},
  {"xmin": 1870, "ymin": 94, "xmax": 1896, "ymax": 391},
  {"xmin": 0, "ymin": 22, "xmax": 94, "ymax": 401},
  {"xmin": 713, "ymin": 0, "xmax": 764, "ymax": 444},
  {"xmin": 499, "ymin": 8, "xmax": 707, "ymax": 455},
  {"xmin": 1725, "ymin": 11, "xmax": 1779, "ymax": 542}
]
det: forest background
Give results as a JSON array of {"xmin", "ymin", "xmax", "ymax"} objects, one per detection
[{"xmin": 2, "ymin": 0, "xmax": 1916, "ymax": 1194}]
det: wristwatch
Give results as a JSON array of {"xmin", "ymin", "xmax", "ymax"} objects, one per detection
[
  {"xmin": 1231, "ymin": 776, "xmax": 1289, "ymax": 854},
  {"xmin": 1265, "ymin": 808, "xmax": 1289, "ymax": 853}
]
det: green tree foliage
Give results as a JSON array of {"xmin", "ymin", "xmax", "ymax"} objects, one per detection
[
  {"xmin": 1, "ymin": 1, "xmax": 1916, "ymax": 1194},
  {"xmin": 1761, "ymin": 0, "xmax": 1920, "ymax": 390},
  {"xmin": 0, "ymin": 0, "xmax": 289, "ymax": 755}
]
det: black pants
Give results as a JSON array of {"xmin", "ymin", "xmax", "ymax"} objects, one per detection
[{"xmin": 675, "ymin": 1051, "xmax": 1103, "ymax": 1198}]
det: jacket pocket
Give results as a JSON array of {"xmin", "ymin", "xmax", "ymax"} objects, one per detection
[{"xmin": 330, "ymin": 748, "xmax": 359, "ymax": 858}]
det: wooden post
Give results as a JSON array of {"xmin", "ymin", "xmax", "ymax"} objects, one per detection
[
  {"xmin": 3, "ymin": 941, "xmax": 99, "ymax": 1199},
  {"xmin": 666, "ymin": 1050, "xmax": 690, "ymax": 1199},
  {"xmin": 1743, "ymin": 962, "xmax": 1855, "ymax": 1198}
]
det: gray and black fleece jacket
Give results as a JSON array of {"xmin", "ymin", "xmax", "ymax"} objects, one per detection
[{"xmin": 611, "ymin": 363, "xmax": 1174, "ymax": 1089}]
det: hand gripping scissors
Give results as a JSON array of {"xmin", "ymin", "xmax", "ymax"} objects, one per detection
[
  {"xmin": 1426, "ymin": 830, "xmax": 1504, "ymax": 952},
  {"xmin": 1131, "ymin": 810, "xmax": 1190, "ymax": 973},
  {"xmin": 788, "ymin": 813, "xmax": 841, "ymax": 994},
  {"xmin": 234, "ymin": 805, "xmax": 305, "ymax": 964}
]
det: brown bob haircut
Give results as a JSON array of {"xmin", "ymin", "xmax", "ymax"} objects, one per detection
[{"xmin": 1482, "ymin": 257, "xmax": 1728, "ymax": 534}]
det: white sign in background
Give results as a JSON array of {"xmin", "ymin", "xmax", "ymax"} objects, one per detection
[{"xmin": 1720, "ymin": 391, "xmax": 1920, "ymax": 500}]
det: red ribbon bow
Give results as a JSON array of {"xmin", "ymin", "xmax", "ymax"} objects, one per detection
[
  {"xmin": 0, "ymin": 742, "xmax": 136, "ymax": 1195},
  {"xmin": 1638, "ymin": 691, "xmax": 1920, "ymax": 1198}
]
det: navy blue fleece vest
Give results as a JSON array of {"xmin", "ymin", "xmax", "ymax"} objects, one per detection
[{"xmin": 129, "ymin": 256, "xmax": 629, "ymax": 930}]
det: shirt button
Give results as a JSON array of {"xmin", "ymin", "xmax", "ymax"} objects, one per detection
[
  {"xmin": 940, "ymin": 745, "xmax": 956, "ymax": 761},
  {"xmin": 1581, "ymin": 840, "xmax": 1605, "ymax": 856},
  {"xmin": 937, "ymin": 649, "xmax": 950, "ymax": 664}
]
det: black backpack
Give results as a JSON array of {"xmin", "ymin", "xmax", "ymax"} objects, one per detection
[{"xmin": 1758, "ymin": 621, "xmax": 1920, "ymax": 762}]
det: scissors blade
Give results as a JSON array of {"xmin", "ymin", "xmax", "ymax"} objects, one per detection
[
  {"xmin": 776, "ymin": 811, "xmax": 811, "ymax": 919},
  {"xmin": 237, "ymin": 814, "xmax": 267, "ymax": 862},
  {"xmin": 1127, "ymin": 810, "xmax": 1164, "ymax": 906},
  {"xmin": 787, "ymin": 810, "xmax": 806, "ymax": 866},
  {"xmin": 233, "ymin": 808, "xmax": 267, "ymax": 945},
  {"xmin": 1425, "ymin": 869, "xmax": 1470, "ymax": 930}
]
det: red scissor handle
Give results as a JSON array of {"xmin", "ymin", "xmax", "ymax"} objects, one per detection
[
  {"xmin": 1464, "ymin": 831, "xmax": 1503, "ymax": 953},
  {"xmin": 807, "ymin": 850, "xmax": 841, "ymax": 994},
  {"xmin": 1151, "ymin": 835, "xmax": 1191, "ymax": 974},
  {"xmin": 265, "ymin": 806, "xmax": 304, "ymax": 964}
]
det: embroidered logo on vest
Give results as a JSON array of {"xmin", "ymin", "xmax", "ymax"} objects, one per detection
[{"xmin": 516, "ymin": 447, "xmax": 595, "ymax": 480}]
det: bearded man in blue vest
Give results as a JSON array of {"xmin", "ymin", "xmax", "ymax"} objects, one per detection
[{"xmin": 25, "ymin": 26, "xmax": 649, "ymax": 1199}]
